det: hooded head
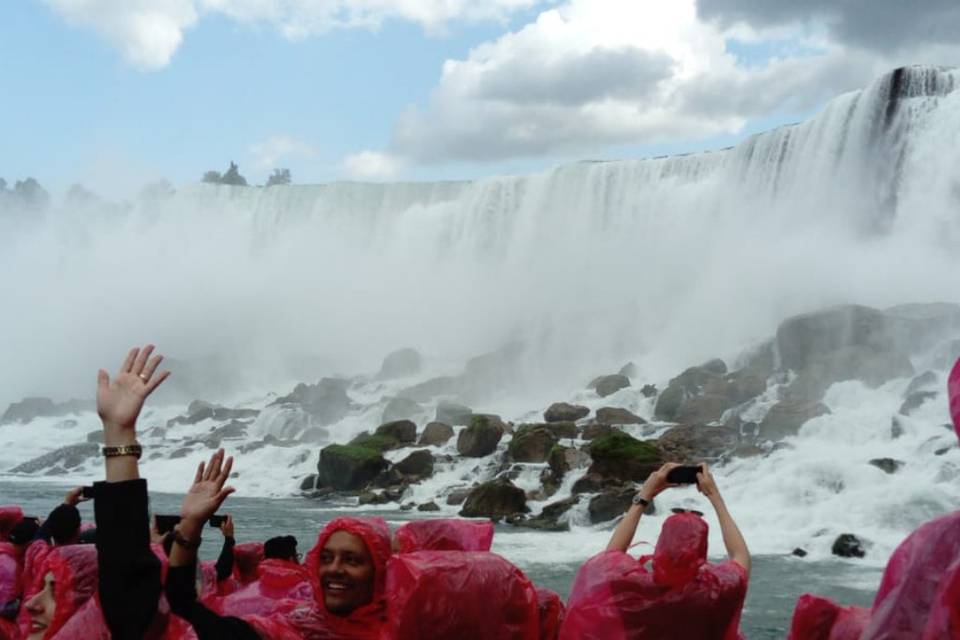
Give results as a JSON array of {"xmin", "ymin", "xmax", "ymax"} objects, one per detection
[
  {"xmin": 305, "ymin": 517, "xmax": 391, "ymax": 617},
  {"xmin": 233, "ymin": 542, "xmax": 265, "ymax": 584},
  {"xmin": 45, "ymin": 505, "xmax": 81, "ymax": 546},
  {"xmin": 264, "ymin": 535, "xmax": 299, "ymax": 563},
  {"xmin": 0, "ymin": 506, "xmax": 24, "ymax": 542},
  {"xmin": 23, "ymin": 544, "xmax": 97, "ymax": 639},
  {"xmin": 652, "ymin": 512, "xmax": 708, "ymax": 588},
  {"xmin": 9, "ymin": 518, "xmax": 40, "ymax": 547}
]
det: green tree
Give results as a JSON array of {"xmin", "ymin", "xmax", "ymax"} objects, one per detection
[
  {"xmin": 266, "ymin": 168, "xmax": 291, "ymax": 187},
  {"xmin": 220, "ymin": 161, "xmax": 247, "ymax": 186},
  {"xmin": 202, "ymin": 170, "xmax": 222, "ymax": 184}
]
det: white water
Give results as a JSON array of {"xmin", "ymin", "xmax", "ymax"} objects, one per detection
[{"xmin": 2, "ymin": 66, "xmax": 960, "ymax": 574}]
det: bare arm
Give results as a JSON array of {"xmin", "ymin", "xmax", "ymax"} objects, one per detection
[
  {"xmin": 607, "ymin": 462, "xmax": 680, "ymax": 552},
  {"xmin": 698, "ymin": 464, "xmax": 751, "ymax": 577}
]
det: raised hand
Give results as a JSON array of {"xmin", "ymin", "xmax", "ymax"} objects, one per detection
[
  {"xmin": 220, "ymin": 514, "xmax": 235, "ymax": 539},
  {"xmin": 638, "ymin": 462, "xmax": 682, "ymax": 501},
  {"xmin": 97, "ymin": 344, "xmax": 170, "ymax": 445},
  {"xmin": 180, "ymin": 449, "xmax": 235, "ymax": 526},
  {"xmin": 63, "ymin": 486, "xmax": 88, "ymax": 506},
  {"xmin": 696, "ymin": 463, "xmax": 721, "ymax": 500}
]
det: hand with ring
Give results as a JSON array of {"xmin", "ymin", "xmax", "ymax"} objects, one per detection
[{"xmin": 97, "ymin": 344, "xmax": 170, "ymax": 446}]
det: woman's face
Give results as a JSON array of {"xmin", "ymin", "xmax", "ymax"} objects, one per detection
[
  {"xmin": 318, "ymin": 530, "xmax": 375, "ymax": 615},
  {"xmin": 25, "ymin": 571, "xmax": 56, "ymax": 639}
]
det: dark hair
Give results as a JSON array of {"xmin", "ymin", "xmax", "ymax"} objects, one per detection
[
  {"xmin": 264, "ymin": 535, "xmax": 298, "ymax": 561},
  {"xmin": 9, "ymin": 518, "xmax": 40, "ymax": 545},
  {"xmin": 46, "ymin": 504, "xmax": 81, "ymax": 546}
]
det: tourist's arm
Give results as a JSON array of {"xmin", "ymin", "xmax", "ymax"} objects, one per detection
[
  {"xmin": 215, "ymin": 515, "xmax": 236, "ymax": 582},
  {"xmin": 166, "ymin": 450, "xmax": 259, "ymax": 639},
  {"xmin": 607, "ymin": 462, "xmax": 680, "ymax": 552},
  {"xmin": 698, "ymin": 464, "xmax": 751, "ymax": 577},
  {"xmin": 94, "ymin": 344, "xmax": 170, "ymax": 638}
]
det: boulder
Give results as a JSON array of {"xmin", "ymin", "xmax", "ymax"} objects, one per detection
[
  {"xmin": 868, "ymin": 458, "xmax": 904, "ymax": 474},
  {"xmin": 378, "ymin": 348, "xmax": 422, "ymax": 379},
  {"xmin": 571, "ymin": 472, "xmax": 609, "ymax": 495},
  {"xmin": 86, "ymin": 430, "xmax": 104, "ymax": 444},
  {"xmin": 10, "ymin": 443, "xmax": 100, "ymax": 473},
  {"xmin": 518, "ymin": 496, "xmax": 580, "ymax": 532},
  {"xmin": 418, "ymin": 422, "xmax": 454, "ymax": 447},
  {"xmin": 272, "ymin": 379, "xmax": 351, "ymax": 425},
  {"xmin": 456, "ymin": 415, "xmax": 504, "ymax": 457},
  {"xmin": 674, "ymin": 394, "xmax": 731, "ymax": 425},
  {"xmin": 776, "ymin": 305, "xmax": 893, "ymax": 371},
  {"xmin": 581, "ymin": 423, "xmax": 616, "ymax": 440},
  {"xmin": 587, "ymin": 431, "xmax": 661, "ymax": 483},
  {"xmin": 459, "ymin": 479, "xmax": 529, "ymax": 519},
  {"xmin": 654, "ymin": 384, "xmax": 686, "ymax": 422},
  {"xmin": 445, "ymin": 487, "xmax": 472, "ymax": 506},
  {"xmin": 417, "ymin": 501, "xmax": 441, "ymax": 512},
  {"xmin": 831, "ymin": 533, "xmax": 866, "ymax": 558},
  {"xmin": 317, "ymin": 444, "xmax": 388, "ymax": 491},
  {"xmin": 398, "ymin": 376, "xmax": 461, "ymax": 402},
  {"xmin": 595, "ymin": 407, "xmax": 646, "ymax": 425},
  {"xmin": 640, "ymin": 384, "xmax": 658, "ymax": 398},
  {"xmin": 904, "ymin": 370, "xmax": 938, "ymax": 396},
  {"xmin": 785, "ymin": 346, "xmax": 914, "ymax": 402},
  {"xmin": 588, "ymin": 487, "xmax": 650, "ymax": 524},
  {"xmin": 1, "ymin": 397, "xmax": 92, "ymax": 425},
  {"xmin": 594, "ymin": 375, "xmax": 631, "ymax": 398},
  {"xmin": 508, "ymin": 426, "xmax": 559, "ymax": 463},
  {"xmin": 381, "ymin": 397, "xmax": 423, "ymax": 423},
  {"xmin": 759, "ymin": 400, "xmax": 831, "ymax": 441},
  {"xmin": 436, "ymin": 401, "xmax": 473, "ymax": 426},
  {"xmin": 299, "ymin": 474, "xmax": 318, "ymax": 491},
  {"xmin": 656, "ymin": 424, "xmax": 740, "ymax": 462},
  {"xmin": 792, "ymin": 548, "xmax": 808, "ymax": 558},
  {"xmin": 544, "ymin": 402, "xmax": 590, "ymax": 423},
  {"xmin": 349, "ymin": 432, "xmax": 400, "ymax": 452},
  {"xmin": 474, "ymin": 413, "xmax": 509, "ymax": 434},
  {"xmin": 375, "ymin": 420, "xmax": 417, "ymax": 444},
  {"xmin": 547, "ymin": 445, "xmax": 590, "ymax": 483},
  {"xmin": 169, "ymin": 401, "xmax": 260, "ymax": 427},
  {"xmin": 899, "ymin": 391, "xmax": 937, "ymax": 416},
  {"xmin": 395, "ymin": 450, "xmax": 435, "ymax": 478}
]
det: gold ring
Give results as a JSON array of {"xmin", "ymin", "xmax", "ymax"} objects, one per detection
[{"xmin": 139, "ymin": 373, "xmax": 149, "ymax": 382}]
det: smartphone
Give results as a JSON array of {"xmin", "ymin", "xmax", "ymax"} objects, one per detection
[
  {"xmin": 81, "ymin": 486, "xmax": 96, "ymax": 500},
  {"xmin": 155, "ymin": 514, "xmax": 181, "ymax": 534},
  {"xmin": 208, "ymin": 514, "xmax": 228, "ymax": 528},
  {"xmin": 666, "ymin": 465, "xmax": 703, "ymax": 484}
]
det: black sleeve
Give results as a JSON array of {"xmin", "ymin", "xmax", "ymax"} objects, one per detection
[
  {"xmin": 215, "ymin": 536, "xmax": 236, "ymax": 582},
  {"xmin": 93, "ymin": 479, "xmax": 162, "ymax": 639},
  {"xmin": 166, "ymin": 563, "xmax": 260, "ymax": 640}
]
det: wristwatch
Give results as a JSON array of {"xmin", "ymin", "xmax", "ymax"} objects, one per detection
[{"xmin": 632, "ymin": 493, "xmax": 650, "ymax": 508}]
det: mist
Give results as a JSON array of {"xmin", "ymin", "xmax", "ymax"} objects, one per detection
[{"xmin": 1, "ymin": 66, "xmax": 959, "ymax": 412}]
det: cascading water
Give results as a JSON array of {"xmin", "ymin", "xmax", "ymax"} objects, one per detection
[{"xmin": 1, "ymin": 66, "xmax": 960, "ymax": 577}]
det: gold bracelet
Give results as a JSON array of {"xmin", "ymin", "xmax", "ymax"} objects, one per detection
[{"xmin": 101, "ymin": 444, "xmax": 143, "ymax": 459}]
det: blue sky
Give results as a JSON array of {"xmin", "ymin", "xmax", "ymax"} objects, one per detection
[{"xmin": 1, "ymin": 1, "xmax": 950, "ymax": 197}]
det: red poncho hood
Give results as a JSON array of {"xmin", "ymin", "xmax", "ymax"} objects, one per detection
[{"xmin": 652, "ymin": 513, "xmax": 708, "ymax": 588}]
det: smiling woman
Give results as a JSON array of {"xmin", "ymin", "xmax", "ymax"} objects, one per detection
[{"xmin": 319, "ymin": 530, "xmax": 376, "ymax": 615}]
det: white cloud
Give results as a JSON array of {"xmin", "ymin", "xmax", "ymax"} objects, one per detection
[
  {"xmin": 44, "ymin": 0, "xmax": 546, "ymax": 70},
  {"xmin": 44, "ymin": 0, "xmax": 198, "ymax": 70},
  {"xmin": 382, "ymin": 0, "xmax": 960, "ymax": 163},
  {"xmin": 342, "ymin": 150, "xmax": 402, "ymax": 180},
  {"xmin": 248, "ymin": 134, "xmax": 317, "ymax": 171}
]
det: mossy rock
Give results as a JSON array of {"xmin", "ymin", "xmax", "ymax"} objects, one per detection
[
  {"xmin": 508, "ymin": 426, "xmax": 558, "ymax": 462},
  {"xmin": 456, "ymin": 415, "xmax": 503, "ymax": 457},
  {"xmin": 587, "ymin": 431, "xmax": 662, "ymax": 482},
  {"xmin": 349, "ymin": 432, "xmax": 400, "ymax": 452},
  {"xmin": 318, "ymin": 444, "xmax": 388, "ymax": 490}
]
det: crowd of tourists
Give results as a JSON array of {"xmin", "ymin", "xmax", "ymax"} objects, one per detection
[{"xmin": 0, "ymin": 345, "xmax": 957, "ymax": 638}]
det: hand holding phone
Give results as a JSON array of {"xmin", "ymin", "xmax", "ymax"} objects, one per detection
[{"xmin": 665, "ymin": 465, "xmax": 703, "ymax": 484}]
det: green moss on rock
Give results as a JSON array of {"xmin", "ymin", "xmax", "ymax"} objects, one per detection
[{"xmin": 348, "ymin": 433, "xmax": 399, "ymax": 452}]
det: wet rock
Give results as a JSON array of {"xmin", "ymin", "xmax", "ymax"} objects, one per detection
[
  {"xmin": 868, "ymin": 458, "xmax": 904, "ymax": 474},
  {"xmin": 581, "ymin": 423, "xmax": 616, "ymax": 440},
  {"xmin": 545, "ymin": 445, "xmax": 590, "ymax": 486},
  {"xmin": 10, "ymin": 443, "xmax": 100, "ymax": 473},
  {"xmin": 588, "ymin": 487, "xmax": 654, "ymax": 524},
  {"xmin": 474, "ymin": 414, "xmax": 509, "ymax": 434},
  {"xmin": 595, "ymin": 407, "xmax": 646, "ymax": 425},
  {"xmin": 899, "ymin": 391, "xmax": 937, "ymax": 416},
  {"xmin": 417, "ymin": 501, "xmax": 441, "ymax": 512},
  {"xmin": 318, "ymin": 444, "xmax": 388, "ymax": 491},
  {"xmin": 832, "ymin": 533, "xmax": 866, "ymax": 558},
  {"xmin": 299, "ymin": 426, "xmax": 330, "ymax": 444},
  {"xmin": 640, "ymin": 384, "xmax": 658, "ymax": 398},
  {"xmin": 544, "ymin": 402, "xmax": 590, "ymax": 423},
  {"xmin": 381, "ymin": 397, "xmax": 423, "ymax": 423},
  {"xmin": 792, "ymin": 548, "xmax": 808, "ymax": 558},
  {"xmin": 518, "ymin": 496, "xmax": 580, "ymax": 532},
  {"xmin": 375, "ymin": 419, "xmax": 417, "ymax": 444},
  {"xmin": 759, "ymin": 400, "xmax": 830, "ymax": 440},
  {"xmin": 418, "ymin": 422, "xmax": 454, "ymax": 447},
  {"xmin": 370, "ymin": 466, "xmax": 406, "ymax": 489},
  {"xmin": 86, "ymin": 430, "xmax": 104, "ymax": 444},
  {"xmin": 459, "ymin": 478, "xmax": 529, "ymax": 519},
  {"xmin": 730, "ymin": 444, "xmax": 764, "ymax": 458},
  {"xmin": 445, "ymin": 487, "xmax": 472, "ymax": 506},
  {"xmin": 904, "ymin": 370, "xmax": 938, "ymax": 396},
  {"xmin": 1, "ymin": 397, "xmax": 93, "ymax": 425},
  {"xmin": 168, "ymin": 447, "xmax": 194, "ymax": 459},
  {"xmin": 891, "ymin": 416, "xmax": 906, "ymax": 439},
  {"xmin": 657, "ymin": 424, "xmax": 740, "ymax": 462},
  {"xmin": 436, "ymin": 401, "xmax": 474, "ymax": 426},
  {"xmin": 398, "ymin": 376, "xmax": 461, "ymax": 402},
  {"xmin": 701, "ymin": 359, "xmax": 728, "ymax": 375},
  {"xmin": 587, "ymin": 431, "xmax": 661, "ymax": 483},
  {"xmin": 675, "ymin": 394, "xmax": 732, "ymax": 425},
  {"xmin": 571, "ymin": 472, "xmax": 607, "ymax": 495},
  {"xmin": 168, "ymin": 401, "xmax": 260, "ymax": 427},
  {"xmin": 394, "ymin": 450, "xmax": 435, "ymax": 478},
  {"xmin": 378, "ymin": 348, "xmax": 422, "ymax": 379},
  {"xmin": 199, "ymin": 420, "xmax": 249, "ymax": 448},
  {"xmin": 594, "ymin": 375, "xmax": 631, "ymax": 398},
  {"xmin": 348, "ymin": 432, "xmax": 400, "ymax": 452},
  {"xmin": 456, "ymin": 414, "xmax": 504, "ymax": 457},
  {"xmin": 271, "ymin": 379, "xmax": 351, "ymax": 425},
  {"xmin": 619, "ymin": 362, "xmax": 639, "ymax": 377},
  {"xmin": 508, "ymin": 425, "xmax": 559, "ymax": 463},
  {"xmin": 299, "ymin": 474, "xmax": 318, "ymax": 491}
]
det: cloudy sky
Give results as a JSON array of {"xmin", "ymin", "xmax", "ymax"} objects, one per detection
[{"xmin": 3, "ymin": 1, "xmax": 958, "ymax": 195}]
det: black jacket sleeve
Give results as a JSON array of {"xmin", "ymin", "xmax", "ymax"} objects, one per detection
[
  {"xmin": 215, "ymin": 535, "xmax": 236, "ymax": 583},
  {"xmin": 93, "ymin": 479, "xmax": 161, "ymax": 639},
  {"xmin": 166, "ymin": 562, "xmax": 260, "ymax": 640}
]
